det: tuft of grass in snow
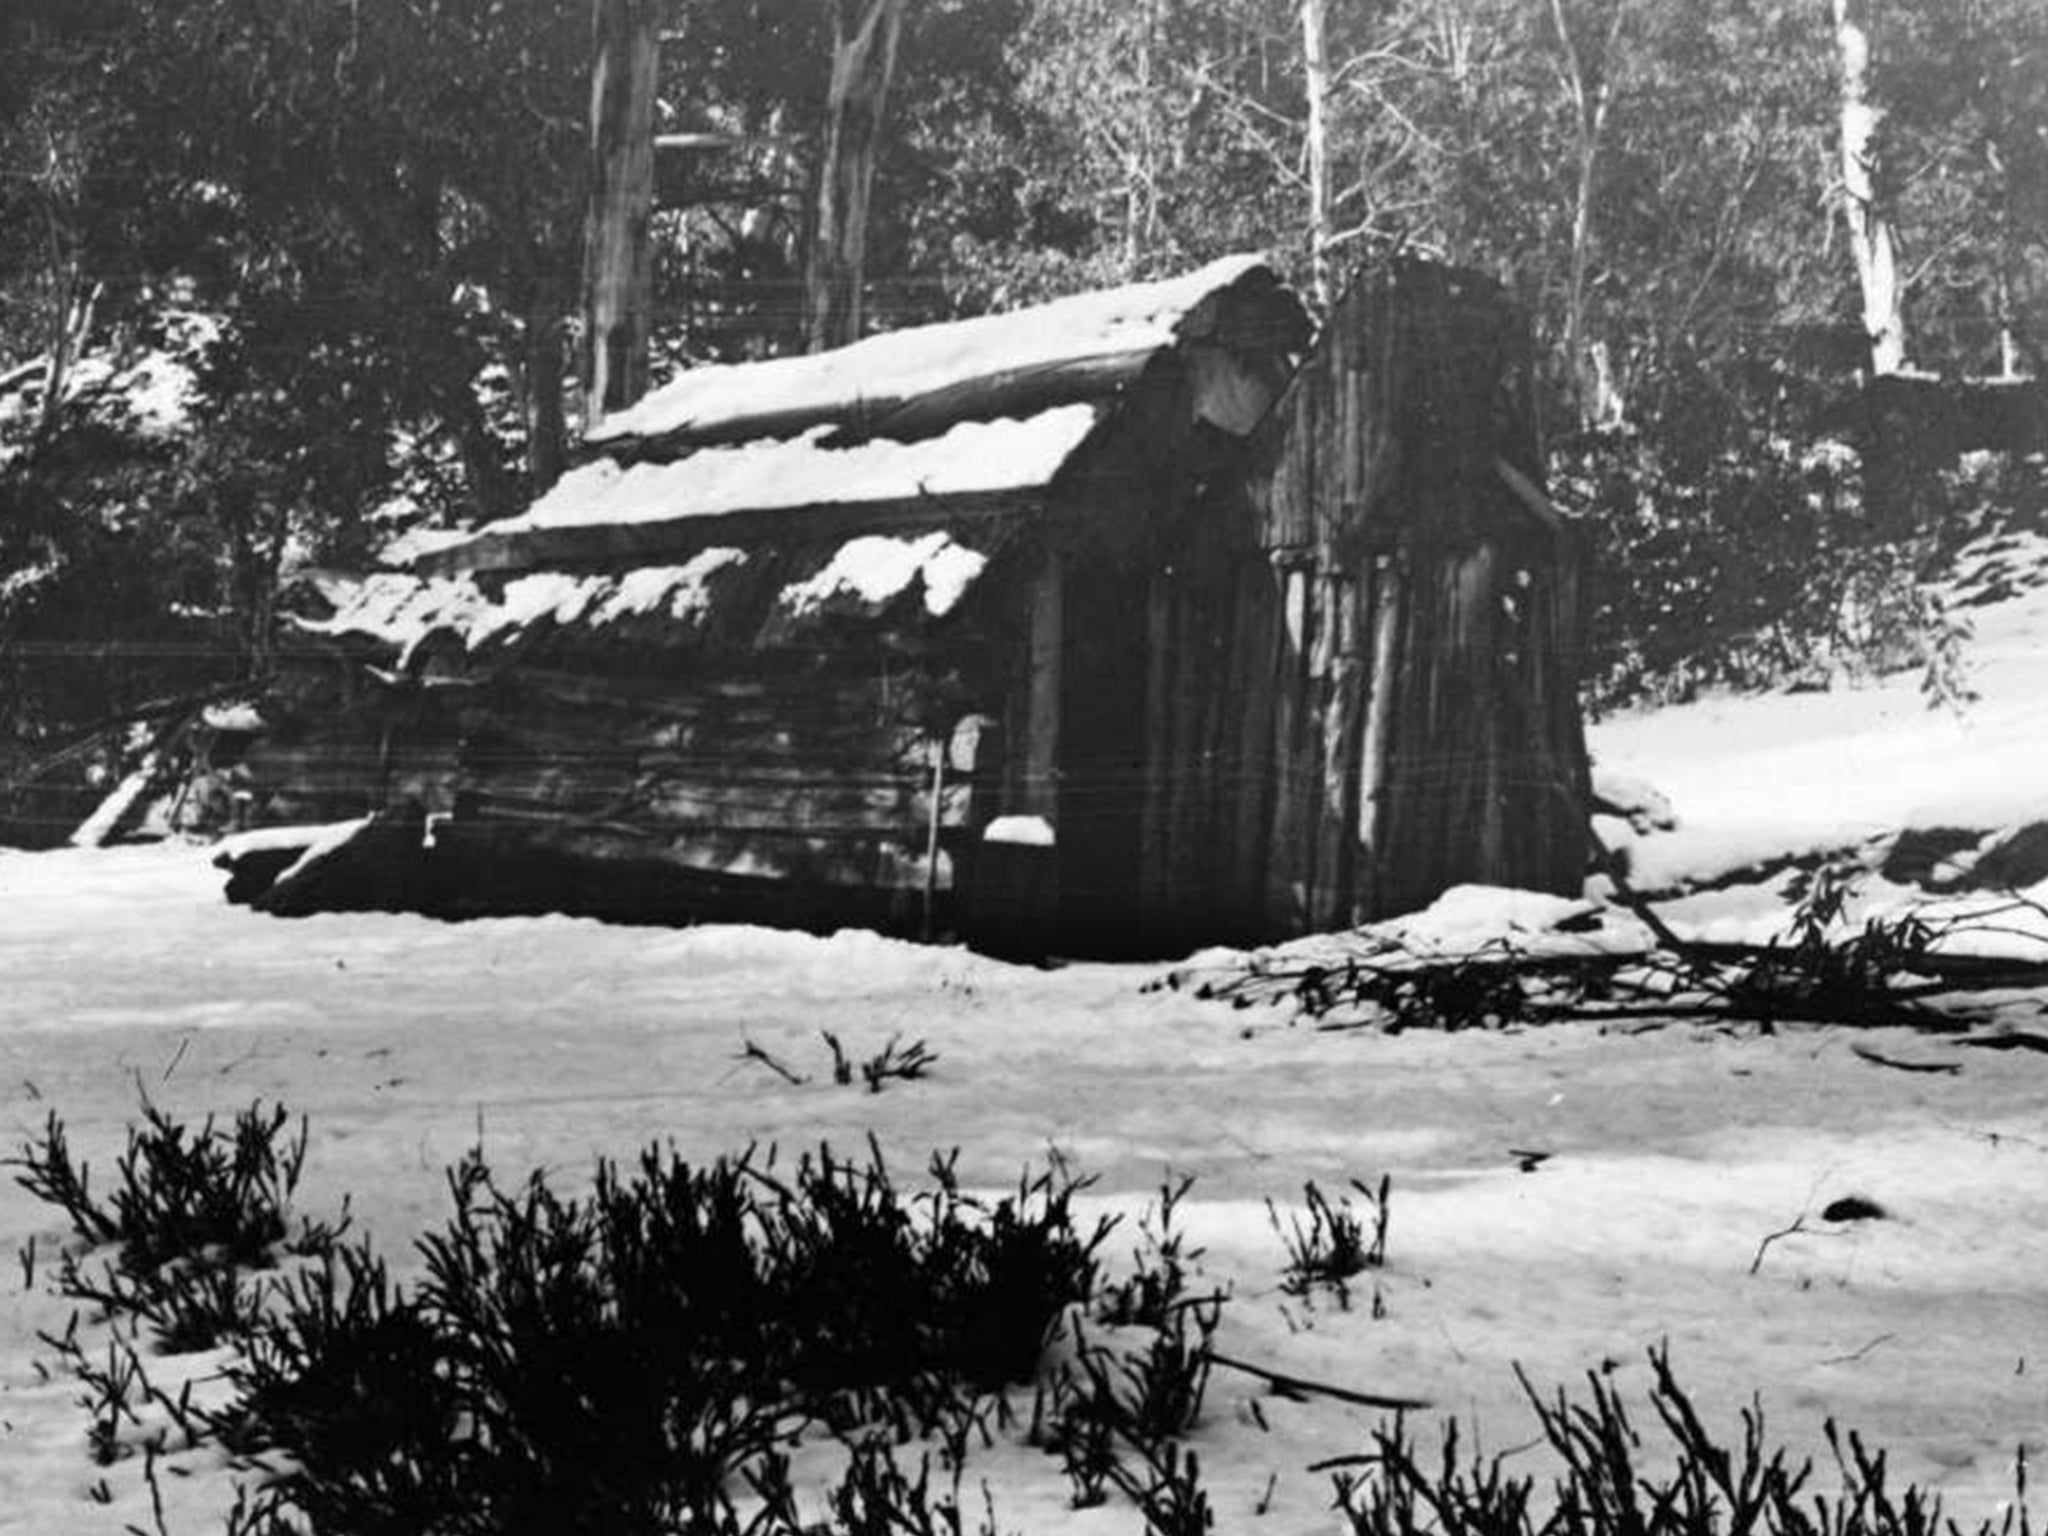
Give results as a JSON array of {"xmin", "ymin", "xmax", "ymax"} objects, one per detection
[
  {"xmin": 1269, "ymin": 1176, "xmax": 1391, "ymax": 1306},
  {"xmin": 9, "ymin": 1098, "xmax": 340, "ymax": 1276},
  {"xmin": 19, "ymin": 1103, "xmax": 1113, "ymax": 1535},
  {"xmin": 822, "ymin": 1029, "xmax": 941, "ymax": 1092},
  {"xmin": 1098, "ymin": 1172, "xmax": 1206, "ymax": 1329},
  {"xmin": 9, "ymin": 1099, "xmax": 347, "ymax": 1354},
  {"xmin": 1332, "ymin": 1344, "xmax": 2037, "ymax": 1536}
]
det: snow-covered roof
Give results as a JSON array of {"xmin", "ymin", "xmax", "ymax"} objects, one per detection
[
  {"xmin": 297, "ymin": 528, "xmax": 1002, "ymax": 665},
  {"xmin": 492, "ymin": 406, "xmax": 1100, "ymax": 538},
  {"xmin": 588, "ymin": 254, "xmax": 1272, "ymax": 448},
  {"xmin": 408, "ymin": 254, "xmax": 1299, "ymax": 580}
]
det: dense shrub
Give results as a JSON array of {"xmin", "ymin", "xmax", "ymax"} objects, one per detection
[
  {"xmin": 1570, "ymin": 428, "xmax": 1952, "ymax": 715},
  {"xmin": 15, "ymin": 1121, "xmax": 1112, "ymax": 1534},
  {"xmin": 8, "ymin": 1098, "xmax": 343, "ymax": 1352}
]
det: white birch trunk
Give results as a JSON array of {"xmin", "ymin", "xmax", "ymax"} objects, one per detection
[
  {"xmin": 1832, "ymin": 0, "xmax": 1905, "ymax": 375},
  {"xmin": 1300, "ymin": 0, "xmax": 1333, "ymax": 309}
]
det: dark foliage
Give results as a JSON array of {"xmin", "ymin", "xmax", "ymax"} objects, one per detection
[
  {"xmin": 1098, "ymin": 1173, "xmax": 1203, "ymax": 1329},
  {"xmin": 1332, "ymin": 1345, "xmax": 2035, "ymax": 1536},
  {"xmin": 9, "ymin": 1098, "xmax": 343, "ymax": 1352},
  {"xmin": 1109, "ymin": 1439, "xmax": 1215, "ymax": 1536},
  {"xmin": 34, "ymin": 1125, "xmax": 1107, "ymax": 1535}
]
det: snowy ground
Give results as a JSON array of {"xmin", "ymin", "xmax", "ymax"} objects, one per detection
[{"xmin": 7, "ymin": 581, "xmax": 2048, "ymax": 1535}]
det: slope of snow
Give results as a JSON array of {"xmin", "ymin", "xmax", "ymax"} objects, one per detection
[
  {"xmin": 1590, "ymin": 577, "xmax": 2048, "ymax": 891},
  {"xmin": 586, "ymin": 255, "xmax": 1268, "ymax": 446}
]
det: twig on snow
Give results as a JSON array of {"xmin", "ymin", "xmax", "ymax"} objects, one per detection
[
  {"xmin": 1205, "ymin": 1348, "xmax": 1431, "ymax": 1412},
  {"xmin": 1848, "ymin": 1040, "xmax": 1962, "ymax": 1074},
  {"xmin": 1749, "ymin": 1214, "xmax": 1810, "ymax": 1276},
  {"xmin": 737, "ymin": 1037, "xmax": 808, "ymax": 1086}
]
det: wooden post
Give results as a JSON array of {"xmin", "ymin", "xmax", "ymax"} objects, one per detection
[
  {"xmin": 1022, "ymin": 552, "xmax": 1064, "ymax": 823},
  {"xmin": 922, "ymin": 736, "xmax": 944, "ymax": 941},
  {"xmin": 583, "ymin": 0, "xmax": 661, "ymax": 430}
]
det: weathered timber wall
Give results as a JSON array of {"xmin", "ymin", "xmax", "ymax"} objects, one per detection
[
  {"xmin": 247, "ymin": 552, "xmax": 1022, "ymax": 930},
  {"xmin": 1128, "ymin": 259, "xmax": 1591, "ymax": 945}
]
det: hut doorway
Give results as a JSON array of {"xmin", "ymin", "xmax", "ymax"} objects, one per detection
[{"xmin": 1056, "ymin": 559, "xmax": 1148, "ymax": 954}]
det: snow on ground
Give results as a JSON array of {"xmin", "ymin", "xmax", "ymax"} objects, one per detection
[
  {"xmin": 3, "ymin": 841, "xmax": 2047, "ymax": 1536},
  {"xmin": 1590, "ymin": 574, "xmax": 2048, "ymax": 897}
]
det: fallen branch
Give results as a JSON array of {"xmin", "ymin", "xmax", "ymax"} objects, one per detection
[
  {"xmin": 1205, "ymin": 1348, "xmax": 1431, "ymax": 1412},
  {"xmin": 1848, "ymin": 1041, "xmax": 1962, "ymax": 1074},
  {"xmin": 737, "ymin": 1037, "xmax": 808, "ymax": 1085},
  {"xmin": 1817, "ymin": 1332, "xmax": 1897, "ymax": 1367},
  {"xmin": 1749, "ymin": 1215, "xmax": 1809, "ymax": 1276},
  {"xmin": 1958, "ymin": 1030, "xmax": 2048, "ymax": 1054}
]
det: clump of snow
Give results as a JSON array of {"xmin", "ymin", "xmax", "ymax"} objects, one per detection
[
  {"xmin": 264, "ymin": 817, "xmax": 381, "ymax": 890},
  {"xmin": 292, "ymin": 573, "xmax": 495, "ymax": 662},
  {"xmin": 593, "ymin": 549, "xmax": 749, "ymax": 625},
  {"xmin": 469, "ymin": 573, "xmax": 610, "ymax": 646},
  {"xmin": 476, "ymin": 407, "xmax": 1099, "ymax": 542},
  {"xmin": 212, "ymin": 821, "xmax": 367, "ymax": 861},
  {"xmin": 588, "ymin": 254, "xmax": 1268, "ymax": 446},
  {"xmin": 983, "ymin": 815, "xmax": 1055, "ymax": 846},
  {"xmin": 779, "ymin": 532, "xmax": 989, "ymax": 620},
  {"xmin": 301, "ymin": 534, "xmax": 988, "ymax": 660},
  {"xmin": 68, "ymin": 760, "xmax": 161, "ymax": 848},
  {"xmin": 200, "ymin": 702, "xmax": 265, "ymax": 733},
  {"xmin": 1393, "ymin": 884, "xmax": 1603, "ymax": 947}
]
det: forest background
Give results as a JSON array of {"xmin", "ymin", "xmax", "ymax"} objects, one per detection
[{"xmin": 1, "ymin": 0, "xmax": 2044, "ymax": 843}]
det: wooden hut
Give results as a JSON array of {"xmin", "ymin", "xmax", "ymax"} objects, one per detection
[{"xmin": 235, "ymin": 255, "xmax": 1588, "ymax": 954}]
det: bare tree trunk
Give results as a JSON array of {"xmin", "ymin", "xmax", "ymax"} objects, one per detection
[
  {"xmin": 1993, "ymin": 267, "xmax": 2024, "ymax": 380},
  {"xmin": 583, "ymin": 0, "xmax": 660, "ymax": 428},
  {"xmin": 1299, "ymin": 0, "xmax": 1333, "ymax": 310},
  {"xmin": 1546, "ymin": 0, "xmax": 1629, "ymax": 431},
  {"xmin": 806, "ymin": 0, "xmax": 907, "ymax": 353},
  {"xmin": 1832, "ymin": 0, "xmax": 1904, "ymax": 375},
  {"xmin": 441, "ymin": 382, "xmax": 519, "ymax": 524},
  {"xmin": 35, "ymin": 250, "xmax": 98, "ymax": 440},
  {"xmin": 523, "ymin": 299, "xmax": 569, "ymax": 491}
]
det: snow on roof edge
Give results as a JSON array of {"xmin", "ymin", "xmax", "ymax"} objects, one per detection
[
  {"xmin": 587, "ymin": 253, "xmax": 1273, "ymax": 448},
  {"xmin": 408, "ymin": 406, "xmax": 1098, "ymax": 575}
]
